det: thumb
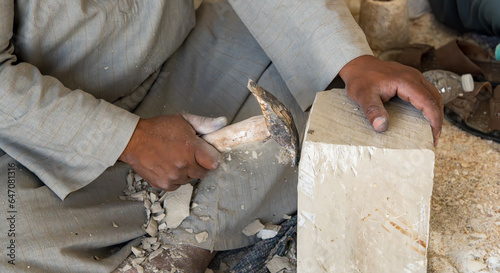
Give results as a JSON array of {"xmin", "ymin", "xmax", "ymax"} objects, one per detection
[
  {"xmin": 182, "ymin": 113, "xmax": 228, "ymax": 135},
  {"xmin": 357, "ymin": 97, "xmax": 390, "ymax": 133}
]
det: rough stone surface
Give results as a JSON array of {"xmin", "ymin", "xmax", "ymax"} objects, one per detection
[{"xmin": 298, "ymin": 90, "xmax": 434, "ymax": 272}]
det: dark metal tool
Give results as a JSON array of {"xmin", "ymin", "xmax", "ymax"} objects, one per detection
[{"xmin": 247, "ymin": 79, "xmax": 300, "ymax": 167}]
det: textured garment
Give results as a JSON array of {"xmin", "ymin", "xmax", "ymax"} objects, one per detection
[
  {"xmin": 1, "ymin": 0, "xmax": 195, "ymax": 199},
  {"xmin": 429, "ymin": 0, "xmax": 500, "ymax": 36},
  {"xmin": 0, "ymin": 0, "xmax": 371, "ymax": 272}
]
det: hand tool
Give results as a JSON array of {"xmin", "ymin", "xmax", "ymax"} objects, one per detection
[{"xmin": 201, "ymin": 79, "xmax": 300, "ymax": 167}]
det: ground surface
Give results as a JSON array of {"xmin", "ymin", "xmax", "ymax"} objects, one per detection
[{"xmin": 406, "ymin": 14, "xmax": 500, "ymax": 273}]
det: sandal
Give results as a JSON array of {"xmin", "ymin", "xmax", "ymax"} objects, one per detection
[
  {"xmin": 444, "ymin": 82, "xmax": 500, "ymax": 143},
  {"xmin": 379, "ymin": 39, "xmax": 500, "ymax": 84}
]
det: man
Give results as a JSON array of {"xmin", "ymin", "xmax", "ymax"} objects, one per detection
[{"xmin": 0, "ymin": 0, "xmax": 442, "ymax": 272}]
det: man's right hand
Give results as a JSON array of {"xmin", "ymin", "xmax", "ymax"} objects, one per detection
[{"xmin": 118, "ymin": 113, "xmax": 226, "ymax": 191}]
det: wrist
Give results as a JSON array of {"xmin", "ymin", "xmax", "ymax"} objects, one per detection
[
  {"xmin": 338, "ymin": 55, "xmax": 375, "ymax": 83},
  {"xmin": 119, "ymin": 118, "xmax": 144, "ymax": 164}
]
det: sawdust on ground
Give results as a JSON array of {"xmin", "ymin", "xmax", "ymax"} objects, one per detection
[{"xmin": 407, "ymin": 13, "xmax": 500, "ymax": 273}]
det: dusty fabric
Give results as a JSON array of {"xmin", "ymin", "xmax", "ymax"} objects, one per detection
[
  {"xmin": 429, "ymin": 0, "xmax": 500, "ymax": 36},
  {"xmin": 0, "ymin": 0, "xmax": 371, "ymax": 272}
]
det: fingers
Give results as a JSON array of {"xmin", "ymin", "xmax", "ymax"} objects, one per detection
[
  {"xmin": 420, "ymin": 78, "xmax": 444, "ymax": 146},
  {"xmin": 122, "ymin": 114, "xmax": 223, "ymax": 193},
  {"xmin": 339, "ymin": 56, "xmax": 444, "ymax": 146},
  {"xmin": 399, "ymin": 79, "xmax": 443, "ymax": 146},
  {"xmin": 347, "ymin": 77, "xmax": 443, "ymax": 146},
  {"xmin": 182, "ymin": 112, "xmax": 227, "ymax": 135},
  {"xmin": 193, "ymin": 138, "xmax": 221, "ymax": 170}
]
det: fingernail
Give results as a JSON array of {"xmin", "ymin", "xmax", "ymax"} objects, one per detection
[
  {"xmin": 434, "ymin": 131, "xmax": 441, "ymax": 146},
  {"xmin": 213, "ymin": 117, "xmax": 228, "ymax": 128},
  {"xmin": 212, "ymin": 161, "xmax": 220, "ymax": 169},
  {"xmin": 373, "ymin": 117, "xmax": 387, "ymax": 132}
]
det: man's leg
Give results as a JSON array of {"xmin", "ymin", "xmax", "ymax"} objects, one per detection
[{"xmin": 0, "ymin": 154, "xmax": 147, "ymax": 273}]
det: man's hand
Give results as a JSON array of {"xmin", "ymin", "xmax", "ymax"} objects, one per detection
[
  {"xmin": 119, "ymin": 113, "xmax": 227, "ymax": 191},
  {"xmin": 339, "ymin": 55, "xmax": 443, "ymax": 146}
]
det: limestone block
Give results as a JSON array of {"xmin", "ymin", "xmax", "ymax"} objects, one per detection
[{"xmin": 297, "ymin": 89, "xmax": 435, "ymax": 273}]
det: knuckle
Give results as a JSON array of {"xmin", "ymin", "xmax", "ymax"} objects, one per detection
[
  {"xmin": 426, "ymin": 96, "xmax": 442, "ymax": 109},
  {"xmin": 168, "ymin": 172, "xmax": 181, "ymax": 180},
  {"xmin": 175, "ymin": 159, "xmax": 189, "ymax": 169},
  {"xmin": 364, "ymin": 104, "xmax": 382, "ymax": 118}
]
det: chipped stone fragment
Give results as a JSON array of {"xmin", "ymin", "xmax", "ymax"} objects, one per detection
[
  {"xmin": 142, "ymin": 237, "xmax": 157, "ymax": 251},
  {"xmin": 131, "ymin": 246, "xmax": 144, "ymax": 257},
  {"xmin": 158, "ymin": 191, "xmax": 167, "ymax": 203},
  {"xmin": 144, "ymin": 218, "xmax": 158, "ymax": 237},
  {"xmin": 132, "ymin": 262, "xmax": 144, "ymax": 273},
  {"xmin": 112, "ymin": 222, "xmax": 119, "ymax": 228},
  {"xmin": 158, "ymin": 222, "xmax": 167, "ymax": 231},
  {"xmin": 131, "ymin": 257, "xmax": 146, "ymax": 265},
  {"xmin": 257, "ymin": 223, "xmax": 281, "ymax": 240},
  {"xmin": 151, "ymin": 202, "xmax": 165, "ymax": 221},
  {"xmin": 134, "ymin": 173, "xmax": 143, "ymax": 182},
  {"xmin": 144, "ymin": 237, "xmax": 157, "ymax": 244},
  {"xmin": 195, "ymin": 231, "xmax": 209, "ymax": 243},
  {"xmin": 185, "ymin": 228, "xmax": 193, "ymax": 234},
  {"xmin": 143, "ymin": 199, "xmax": 152, "ymax": 210},
  {"xmin": 150, "ymin": 192, "xmax": 158, "ymax": 203},
  {"xmin": 242, "ymin": 219, "xmax": 265, "ymax": 236},
  {"xmin": 120, "ymin": 264, "xmax": 132, "ymax": 272},
  {"xmin": 266, "ymin": 256, "xmax": 292, "ymax": 273},
  {"xmin": 164, "ymin": 184, "xmax": 193, "ymax": 229},
  {"xmin": 131, "ymin": 191, "xmax": 147, "ymax": 201},
  {"xmin": 150, "ymin": 202, "xmax": 162, "ymax": 213},
  {"xmin": 151, "ymin": 242, "xmax": 161, "ymax": 251},
  {"xmin": 148, "ymin": 248, "xmax": 164, "ymax": 261},
  {"xmin": 142, "ymin": 241, "xmax": 151, "ymax": 251}
]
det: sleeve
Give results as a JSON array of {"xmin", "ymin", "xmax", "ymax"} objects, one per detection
[
  {"xmin": 0, "ymin": 1, "xmax": 140, "ymax": 200},
  {"xmin": 228, "ymin": 0, "xmax": 373, "ymax": 110}
]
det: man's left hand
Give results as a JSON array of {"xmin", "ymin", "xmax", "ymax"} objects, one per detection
[{"xmin": 339, "ymin": 55, "xmax": 443, "ymax": 146}]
